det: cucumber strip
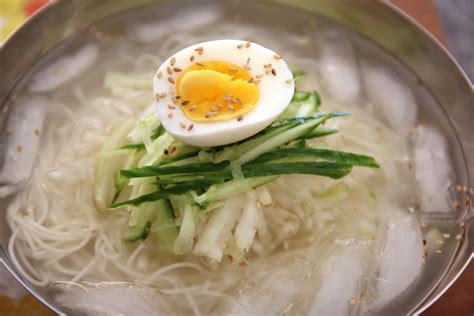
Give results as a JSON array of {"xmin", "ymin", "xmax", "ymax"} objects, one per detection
[
  {"xmin": 301, "ymin": 127, "xmax": 338, "ymax": 139},
  {"xmin": 121, "ymin": 161, "xmax": 229, "ymax": 178},
  {"xmin": 236, "ymin": 114, "xmax": 332, "ymax": 165},
  {"xmin": 153, "ymin": 199, "xmax": 179, "ymax": 253},
  {"xmin": 249, "ymin": 148, "xmax": 380, "ymax": 168},
  {"xmin": 296, "ymin": 92, "xmax": 320, "ymax": 117},
  {"xmin": 213, "ymin": 124, "xmax": 295, "ymax": 163},
  {"xmin": 173, "ymin": 204, "xmax": 197, "ymax": 255},
  {"xmin": 292, "ymin": 91, "xmax": 312, "ymax": 102},
  {"xmin": 194, "ymin": 176, "xmax": 277, "ymax": 205},
  {"xmin": 110, "ymin": 182, "xmax": 211, "ymax": 209}
]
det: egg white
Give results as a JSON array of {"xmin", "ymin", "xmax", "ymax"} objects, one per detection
[{"xmin": 153, "ymin": 39, "xmax": 294, "ymax": 147}]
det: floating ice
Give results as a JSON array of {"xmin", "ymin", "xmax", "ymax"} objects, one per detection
[
  {"xmin": 53, "ymin": 282, "xmax": 174, "ymax": 316},
  {"xmin": 214, "ymin": 254, "xmax": 314, "ymax": 315},
  {"xmin": 361, "ymin": 62, "xmax": 417, "ymax": 135},
  {"xmin": 29, "ymin": 44, "xmax": 98, "ymax": 92},
  {"xmin": 368, "ymin": 208, "xmax": 424, "ymax": 310},
  {"xmin": 319, "ymin": 34, "xmax": 361, "ymax": 103},
  {"xmin": 0, "ymin": 96, "xmax": 46, "ymax": 197},
  {"xmin": 414, "ymin": 126, "xmax": 452, "ymax": 213},
  {"xmin": 131, "ymin": 7, "xmax": 221, "ymax": 43},
  {"xmin": 309, "ymin": 242, "xmax": 371, "ymax": 316}
]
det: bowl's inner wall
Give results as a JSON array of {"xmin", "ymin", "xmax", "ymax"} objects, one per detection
[{"xmin": 0, "ymin": 0, "xmax": 471, "ymax": 314}]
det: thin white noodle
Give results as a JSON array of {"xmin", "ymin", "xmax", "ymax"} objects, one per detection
[{"xmin": 141, "ymin": 262, "xmax": 206, "ymax": 285}]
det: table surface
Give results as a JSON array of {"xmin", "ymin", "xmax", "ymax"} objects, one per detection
[{"xmin": 0, "ymin": 0, "xmax": 472, "ymax": 315}]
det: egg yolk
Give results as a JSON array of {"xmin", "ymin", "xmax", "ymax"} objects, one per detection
[{"xmin": 175, "ymin": 61, "xmax": 259, "ymax": 122}]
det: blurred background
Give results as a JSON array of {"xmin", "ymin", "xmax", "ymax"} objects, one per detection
[{"xmin": 0, "ymin": 0, "xmax": 472, "ymax": 315}]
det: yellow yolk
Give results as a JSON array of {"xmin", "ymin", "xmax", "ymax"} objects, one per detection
[{"xmin": 175, "ymin": 61, "xmax": 259, "ymax": 122}]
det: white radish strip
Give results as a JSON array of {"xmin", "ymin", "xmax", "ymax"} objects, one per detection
[
  {"xmin": 234, "ymin": 191, "xmax": 259, "ymax": 254},
  {"xmin": 193, "ymin": 195, "xmax": 242, "ymax": 261}
]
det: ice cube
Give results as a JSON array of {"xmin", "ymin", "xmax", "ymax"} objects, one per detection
[
  {"xmin": 368, "ymin": 208, "xmax": 424, "ymax": 310},
  {"xmin": 319, "ymin": 34, "xmax": 361, "ymax": 103},
  {"xmin": 53, "ymin": 282, "xmax": 175, "ymax": 316},
  {"xmin": 214, "ymin": 253, "xmax": 314, "ymax": 315},
  {"xmin": 131, "ymin": 7, "xmax": 221, "ymax": 43},
  {"xmin": 309, "ymin": 242, "xmax": 371, "ymax": 315},
  {"xmin": 29, "ymin": 44, "xmax": 98, "ymax": 92},
  {"xmin": 414, "ymin": 126, "xmax": 452, "ymax": 213},
  {"xmin": 361, "ymin": 62, "xmax": 417, "ymax": 136}
]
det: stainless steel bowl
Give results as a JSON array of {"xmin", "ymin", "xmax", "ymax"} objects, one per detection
[{"xmin": 0, "ymin": 0, "xmax": 472, "ymax": 314}]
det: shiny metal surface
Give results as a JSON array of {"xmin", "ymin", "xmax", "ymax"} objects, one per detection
[{"xmin": 0, "ymin": 0, "xmax": 472, "ymax": 314}]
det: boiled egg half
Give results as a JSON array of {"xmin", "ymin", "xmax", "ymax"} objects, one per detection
[{"xmin": 154, "ymin": 39, "xmax": 294, "ymax": 147}]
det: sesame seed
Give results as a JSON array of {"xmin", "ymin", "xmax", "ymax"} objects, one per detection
[
  {"xmin": 265, "ymin": 69, "xmax": 271, "ymax": 75},
  {"xmin": 264, "ymin": 63, "xmax": 272, "ymax": 69},
  {"xmin": 455, "ymin": 234, "xmax": 462, "ymax": 240},
  {"xmin": 181, "ymin": 100, "xmax": 190, "ymax": 106},
  {"xmin": 179, "ymin": 122, "xmax": 186, "ymax": 128},
  {"xmin": 157, "ymin": 71, "xmax": 163, "ymax": 79},
  {"xmin": 190, "ymin": 55, "xmax": 195, "ymax": 62},
  {"xmin": 170, "ymin": 146, "xmax": 177, "ymax": 153},
  {"xmin": 464, "ymin": 198, "xmax": 470, "ymax": 206},
  {"xmin": 469, "ymin": 188, "xmax": 474, "ymax": 196},
  {"xmin": 16, "ymin": 145, "xmax": 22, "ymax": 153},
  {"xmin": 10, "ymin": 157, "xmax": 17, "ymax": 163},
  {"xmin": 195, "ymin": 47, "xmax": 204, "ymax": 55},
  {"xmin": 442, "ymin": 233, "xmax": 451, "ymax": 239},
  {"xmin": 236, "ymin": 98, "xmax": 243, "ymax": 105},
  {"xmin": 160, "ymin": 92, "xmax": 167, "ymax": 98},
  {"xmin": 436, "ymin": 240, "xmax": 444, "ymax": 245},
  {"xmin": 245, "ymin": 41, "xmax": 251, "ymax": 48},
  {"xmin": 205, "ymin": 111, "xmax": 218, "ymax": 118},
  {"xmin": 34, "ymin": 129, "xmax": 41, "ymax": 136},
  {"xmin": 459, "ymin": 222, "xmax": 465, "ymax": 228},
  {"xmin": 237, "ymin": 44, "xmax": 243, "ymax": 49},
  {"xmin": 256, "ymin": 74, "xmax": 263, "ymax": 79},
  {"xmin": 227, "ymin": 104, "xmax": 235, "ymax": 111},
  {"xmin": 436, "ymin": 250, "xmax": 443, "ymax": 254},
  {"xmin": 167, "ymin": 104, "xmax": 176, "ymax": 109},
  {"xmin": 248, "ymin": 78, "xmax": 253, "ymax": 83},
  {"xmin": 196, "ymin": 62, "xmax": 204, "ymax": 66},
  {"xmin": 271, "ymin": 68, "xmax": 277, "ymax": 76},
  {"xmin": 229, "ymin": 67, "xmax": 238, "ymax": 73},
  {"xmin": 168, "ymin": 112, "xmax": 173, "ymax": 118},
  {"xmin": 175, "ymin": 95, "xmax": 181, "ymax": 99},
  {"xmin": 286, "ymin": 79, "xmax": 292, "ymax": 84},
  {"xmin": 452, "ymin": 200, "xmax": 461, "ymax": 209},
  {"xmin": 167, "ymin": 67, "xmax": 173, "ymax": 75},
  {"xmin": 168, "ymin": 77, "xmax": 175, "ymax": 84},
  {"xmin": 274, "ymin": 54, "xmax": 282, "ymax": 60},
  {"xmin": 462, "ymin": 185, "xmax": 468, "ymax": 192},
  {"xmin": 170, "ymin": 57, "xmax": 176, "ymax": 66},
  {"xmin": 189, "ymin": 105, "xmax": 197, "ymax": 111},
  {"xmin": 173, "ymin": 67, "xmax": 182, "ymax": 72},
  {"xmin": 187, "ymin": 124, "xmax": 194, "ymax": 131},
  {"xmin": 5, "ymin": 127, "xmax": 13, "ymax": 134},
  {"xmin": 211, "ymin": 105, "xmax": 220, "ymax": 112},
  {"xmin": 420, "ymin": 223, "xmax": 427, "ymax": 228},
  {"xmin": 349, "ymin": 298, "xmax": 357, "ymax": 305},
  {"xmin": 237, "ymin": 114, "xmax": 244, "ymax": 121},
  {"xmin": 455, "ymin": 185, "xmax": 463, "ymax": 192}
]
